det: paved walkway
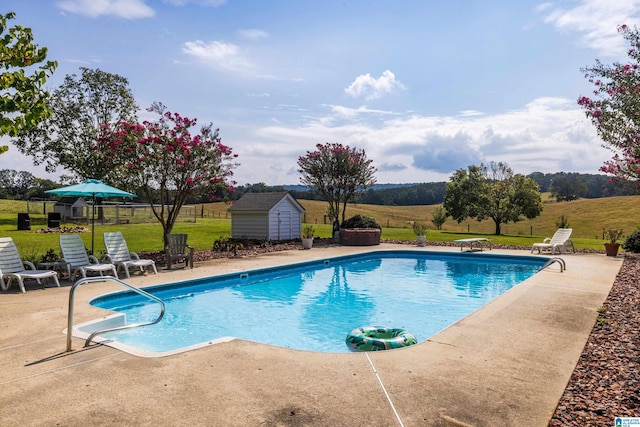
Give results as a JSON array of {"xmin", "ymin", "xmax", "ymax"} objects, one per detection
[{"xmin": 0, "ymin": 244, "xmax": 622, "ymax": 426}]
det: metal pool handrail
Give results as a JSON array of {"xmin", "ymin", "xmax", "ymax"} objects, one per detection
[
  {"xmin": 66, "ymin": 276, "xmax": 165, "ymax": 352},
  {"xmin": 540, "ymin": 257, "xmax": 566, "ymax": 273}
]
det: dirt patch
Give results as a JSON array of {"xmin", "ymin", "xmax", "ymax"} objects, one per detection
[{"xmin": 35, "ymin": 226, "xmax": 91, "ymax": 233}]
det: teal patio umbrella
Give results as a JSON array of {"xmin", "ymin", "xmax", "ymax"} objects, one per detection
[{"xmin": 45, "ymin": 179, "xmax": 136, "ymax": 254}]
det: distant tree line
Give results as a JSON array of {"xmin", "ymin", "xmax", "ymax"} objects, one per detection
[
  {"xmin": 528, "ymin": 172, "xmax": 639, "ymax": 200},
  {"xmin": 1, "ymin": 170, "xmax": 637, "ymax": 205},
  {"xmin": 0, "ymin": 170, "xmax": 59, "ymax": 200},
  {"xmin": 231, "ymin": 172, "xmax": 637, "ymax": 205}
]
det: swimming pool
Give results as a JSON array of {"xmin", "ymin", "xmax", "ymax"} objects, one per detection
[{"xmin": 83, "ymin": 250, "xmax": 547, "ymax": 356}]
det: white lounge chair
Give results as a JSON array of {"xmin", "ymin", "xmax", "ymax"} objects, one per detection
[
  {"xmin": 531, "ymin": 228, "xmax": 575, "ymax": 255},
  {"xmin": 0, "ymin": 237, "xmax": 60, "ymax": 293},
  {"xmin": 59, "ymin": 234, "xmax": 117, "ymax": 281},
  {"xmin": 103, "ymin": 231, "xmax": 157, "ymax": 278}
]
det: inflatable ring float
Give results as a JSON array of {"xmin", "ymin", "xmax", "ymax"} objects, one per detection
[{"xmin": 345, "ymin": 326, "xmax": 417, "ymax": 352}]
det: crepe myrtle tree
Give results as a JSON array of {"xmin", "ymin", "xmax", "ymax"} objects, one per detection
[
  {"xmin": 101, "ymin": 102, "xmax": 238, "ymax": 249},
  {"xmin": 1, "ymin": 12, "xmax": 57, "ymax": 137},
  {"xmin": 578, "ymin": 24, "xmax": 640, "ymax": 187},
  {"xmin": 297, "ymin": 142, "xmax": 376, "ymax": 233},
  {"xmin": 443, "ymin": 162, "xmax": 543, "ymax": 235}
]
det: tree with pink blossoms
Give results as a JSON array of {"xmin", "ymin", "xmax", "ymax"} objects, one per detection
[
  {"xmin": 578, "ymin": 24, "xmax": 640, "ymax": 189},
  {"xmin": 102, "ymin": 102, "xmax": 238, "ymax": 250},
  {"xmin": 297, "ymin": 142, "xmax": 376, "ymax": 235}
]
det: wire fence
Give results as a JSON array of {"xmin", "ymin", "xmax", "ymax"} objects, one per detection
[{"xmin": 25, "ymin": 200, "xmax": 198, "ymax": 225}]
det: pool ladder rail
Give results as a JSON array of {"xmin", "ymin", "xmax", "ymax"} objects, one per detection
[
  {"xmin": 540, "ymin": 257, "xmax": 566, "ymax": 273},
  {"xmin": 66, "ymin": 276, "xmax": 165, "ymax": 352}
]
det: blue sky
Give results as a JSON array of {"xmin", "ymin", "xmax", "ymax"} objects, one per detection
[{"xmin": 2, "ymin": 0, "xmax": 640, "ymax": 185}]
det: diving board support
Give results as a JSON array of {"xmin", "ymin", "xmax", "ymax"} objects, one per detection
[{"xmin": 453, "ymin": 238, "xmax": 492, "ymax": 252}]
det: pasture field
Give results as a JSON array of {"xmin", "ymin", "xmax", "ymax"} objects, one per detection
[{"xmin": 1, "ymin": 195, "xmax": 637, "ymax": 261}]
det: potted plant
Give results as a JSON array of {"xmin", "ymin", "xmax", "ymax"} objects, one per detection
[
  {"xmin": 302, "ymin": 225, "xmax": 315, "ymax": 249},
  {"xmin": 603, "ymin": 228, "xmax": 624, "ymax": 256},
  {"xmin": 412, "ymin": 222, "xmax": 428, "ymax": 247}
]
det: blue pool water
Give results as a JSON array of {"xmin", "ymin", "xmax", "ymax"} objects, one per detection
[{"xmin": 90, "ymin": 250, "xmax": 546, "ymax": 354}]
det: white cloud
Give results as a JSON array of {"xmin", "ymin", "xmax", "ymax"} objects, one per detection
[
  {"xmin": 238, "ymin": 29, "xmax": 269, "ymax": 40},
  {"xmin": 244, "ymin": 96, "xmax": 608, "ymax": 184},
  {"xmin": 57, "ymin": 0, "xmax": 155, "ymax": 19},
  {"xmin": 182, "ymin": 40, "xmax": 281, "ymax": 79},
  {"xmin": 182, "ymin": 40, "xmax": 255, "ymax": 73},
  {"xmin": 162, "ymin": 0, "xmax": 226, "ymax": 6},
  {"xmin": 542, "ymin": 0, "xmax": 640, "ymax": 56},
  {"xmin": 4, "ymin": 95, "xmax": 611, "ymax": 186},
  {"xmin": 344, "ymin": 70, "xmax": 405, "ymax": 100},
  {"xmin": 329, "ymin": 105, "xmax": 394, "ymax": 120},
  {"xmin": 458, "ymin": 110, "xmax": 484, "ymax": 117},
  {"xmin": 246, "ymin": 92, "xmax": 270, "ymax": 98}
]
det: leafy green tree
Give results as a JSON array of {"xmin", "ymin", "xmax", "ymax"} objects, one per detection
[
  {"xmin": 0, "ymin": 12, "xmax": 57, "ymax": 137},
  {"xmin": 0, "ymin": 169, "xmax": 34, "ymax": 198},
  {"xmin": 443, "ymin": 162, "xmax": 543, "ymax": 235},
  {"xmin": 431, "ymin": 206, "xmax": 447, "ymax": 230},
  {"xmin": 297, "ymin": 142, "xmax": 376, "ymax": 233},
  {"xmin": 578, "ymin": 24, "xmax": 640, "ymax": 186},
  {"xmin": 100, "ymin": 102, "xmax": 238, "ymax": 248},
  {"xmin": 550, "ymin": 173, "xmax": 588, "ymax": 201},
  {"xmin": 12, "ymin": 67, "xmax": 137, "ymax": 183}
]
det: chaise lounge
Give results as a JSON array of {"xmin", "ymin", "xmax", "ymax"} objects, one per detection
[
  {"xmin": 103, "ymin": 231, "xmax": 157, "ymax": 278},
  {"xmin": 59, "ymin": 234, "xmax": 117, "ymax": 281},
  {"xmin": 0, "ymin": 237, "xmax": 60, "ymax": 293},
  {"xmin": 531, "ymin": 228, "xmax": 575, "ymax": 255}
]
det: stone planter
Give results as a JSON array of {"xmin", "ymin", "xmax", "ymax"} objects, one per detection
[
  {"xmin": 604, "ymin": 242, "xmax": 620, "ymax": 257},
  {"xmin": 416, "ymin": 235, "xmax": 427, "ymax": 247},
  {"xmin": 301, "ymin": 238, "xmax": 314, "ymax": 249},
  {"xmin": 339, "ymin": 228, "xmax": 381, "ymax": 246}
]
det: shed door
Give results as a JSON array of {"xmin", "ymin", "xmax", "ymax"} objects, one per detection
[{"xmin": 275, "ymin": 210, "xmax": 297, "ymax": 240}]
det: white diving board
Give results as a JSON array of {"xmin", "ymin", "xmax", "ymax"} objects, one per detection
[{"xmin": 453, "ymin": 238, "xmax": 492, "ymax": 252}]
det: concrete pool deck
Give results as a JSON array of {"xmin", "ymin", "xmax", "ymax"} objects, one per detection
[{"xmin": 1, "ymin": 244, "xmax": 623, "ymax": 426}]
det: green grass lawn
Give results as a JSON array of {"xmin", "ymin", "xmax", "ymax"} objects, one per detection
[{"xmin": 1, "ymin": 196, "xmax": 632, "ymax": 262}]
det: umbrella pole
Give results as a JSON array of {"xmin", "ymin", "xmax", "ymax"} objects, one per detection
[{"xmin": 91, "ymin": 194, "xmax": 95, "ymax": 255}]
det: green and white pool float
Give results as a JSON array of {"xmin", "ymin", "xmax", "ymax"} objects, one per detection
[{"xmin": 345, "ymin": 326, "xmax": 417, "ymax": 352}]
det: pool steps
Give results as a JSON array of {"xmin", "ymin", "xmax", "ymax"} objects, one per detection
[{"xmin": 66, "ymin": 276, "xmax": 165, "ymax": 352}]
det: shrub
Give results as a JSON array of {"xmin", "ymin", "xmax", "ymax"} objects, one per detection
[
  {"xmin": 622, "ymin": 229, "xmax": 640, "ymax": 253},
  {"xmin": 555, "ymin": 214, "xmax": 570, "ymax": 229},
  {"xmin": 212, "ymin": 237, "xmax": 244, "ymax": 252},
  {"xmin": 341, "ymin": 215, "xmax": 381, "ymax": 230},
  {"xmin": 40, "ymin": 248, "xmax": 60, "ymax": 263},
  {"xmin": 431, "ymin": 206, "xmax": 447, "ymax": 230},
  {"xmin": 412, "ymin": 222, "xmax": 428, "ymax": 236},
  {"xmin": 302, "ymin": 225, "xmax": 315, "ymax": 238}
]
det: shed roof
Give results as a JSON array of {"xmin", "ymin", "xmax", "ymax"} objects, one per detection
[{"xmin": 227, "ymin": 192, "xmax": 305, "ymax": 213}]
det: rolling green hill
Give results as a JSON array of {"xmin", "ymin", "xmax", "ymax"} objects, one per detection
[
  {"xmin": 0, "ymin": 194, "xmax": 637, "ymax": 260},
  {"xmin": 297, "ymin": 195, "xmax": 638, "ymax": 240}
]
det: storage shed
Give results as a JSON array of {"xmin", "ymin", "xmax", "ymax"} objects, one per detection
[
  {"xmin": 227, "ymin": 192, "xmax": 305, "ymax": 240},
  {"xmin": 53, "ymin": 196, "xmax": 89, "ymax": 221}
]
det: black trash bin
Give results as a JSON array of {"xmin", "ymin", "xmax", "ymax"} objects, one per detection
[
  {"xmin": 48, "ymin": 212, "xmax": 61, "ymax": 228},
  {"xmin": 17, "ymin": 213, "xmax": 31, "ymax": 230}
]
